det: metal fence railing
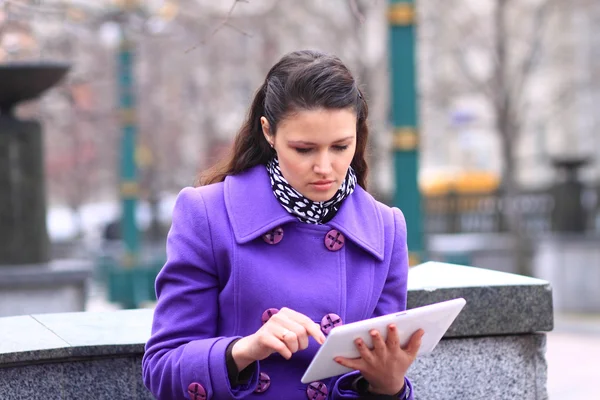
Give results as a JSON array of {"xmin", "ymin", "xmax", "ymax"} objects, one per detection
[{"xmin": 423, "ymin": 186, "xmax": 599, "ymax": 236}]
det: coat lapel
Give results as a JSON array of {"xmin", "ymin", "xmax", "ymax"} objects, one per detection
[
  {"xmin": 224, "ymin": 165, "xmax": 385, "ymax": 260},
  {"xmin": 224, "ymin": 165, "xmax": 296, "ymax": 244},
  {"xmin": 327, "ymin": 185, "xmax": 385, "ymax": 261}
]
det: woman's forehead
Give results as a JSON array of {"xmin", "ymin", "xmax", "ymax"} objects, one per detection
[{"xmin": 277, "ymin": 108, "xmax": 356, "ymax": 142}]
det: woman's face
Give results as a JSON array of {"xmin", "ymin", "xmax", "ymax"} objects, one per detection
[{"xmin": 261, "ymin": 108, "xmax": 357, "ymax": 202}]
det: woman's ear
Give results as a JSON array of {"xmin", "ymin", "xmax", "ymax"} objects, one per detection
[{"xmin": 260, "ymin": 117, "xmax": 273, "ymax": 147}]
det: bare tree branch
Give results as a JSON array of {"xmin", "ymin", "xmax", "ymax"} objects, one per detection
[
  {"xmin": 492, "ymin": 0, "xmax": 509, "ymax": 121},
  {"xmin": 185, "ymin": 0, "xmax": 249, "ymax": 53},
  {"xmin": 223, "ymin": 21, "xmax": 252, "ymax": 38},
  {"xmin": 445, "ymin": 6, "xmax": 496, "ymax": 100},
  {"xmin": 452, "ymin": 42, "xmax": 494, "ymax": 99},
  {"xmin": 348, "ymin": 0, "xmax": 365, "ymax": 24},
  {"xmin": 509, "ymin": 0, "xmax": 556, "ymax": 114},
  {"xmin": 287, "ymin": 0, "xmax": 351, "ymax": 39},
  {"xmin": 2, "ymin": 0, "xmax": 64, "ymax": 13}
]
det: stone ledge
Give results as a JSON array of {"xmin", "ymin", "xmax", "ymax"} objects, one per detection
[
  {"xmin": 0, "ymin": 355, "xmax": 154, "ymax": 400},
  {"xmin": 0, "ymin": 336, "xmax": 547, "ymax": 400},
  {"xmin": 408, "ymin": 262, "xmax": 553, "ymax": 337},
  {"xmin": 0, "ymin": 263, "xmax": 553, "ymax": 366},
  {"xmin": 0, "ymin": 310, "xmax": 151, "ymax": 367},
  {"xmin": 408, "ymin": 334, "xmax": 547, "ymax": 399}
]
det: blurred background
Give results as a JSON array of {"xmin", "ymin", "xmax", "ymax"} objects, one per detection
[{"xmin": 0, "ymin": 0, "xmax": 598, "ymax": 398}]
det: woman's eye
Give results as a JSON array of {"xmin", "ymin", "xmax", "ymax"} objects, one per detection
[
  {"xmin": 333, "ymin": 145, "xmax": 349, "ymax": 151},
  {"xmin": 294, "ymin": 148, "xmax": 312, "ymax": 154}
]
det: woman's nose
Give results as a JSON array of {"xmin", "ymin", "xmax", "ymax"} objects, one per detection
[{"xmin": 313, "ymin": 151, "xmax": 333, "ymax": 175}]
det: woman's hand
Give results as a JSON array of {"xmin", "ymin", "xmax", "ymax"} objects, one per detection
[
  {"xmin": 232, "ymin": 307, "xmax": 326, "ymax": 371},
  {"xmin": 335, "ymin": 325, "xmax": 424, "ymax": 395}
]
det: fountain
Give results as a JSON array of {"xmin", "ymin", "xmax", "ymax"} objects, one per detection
[{"xmin": 0, "ymin": 63, "xmax": 92, "ymax": 317}]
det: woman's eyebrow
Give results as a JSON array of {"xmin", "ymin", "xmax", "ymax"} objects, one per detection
[
  {"xmin": 288, "ymin": 136, "xmax": 354, "ymax": 145},
  {"xmin": 333, "ymin": 136, "xmax": 354, "ymax": 143}
]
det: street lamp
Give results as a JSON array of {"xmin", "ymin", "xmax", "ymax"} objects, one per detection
[
  {"xmin": 96, "ymin": 0, "xmax": 178, "ymax": 307},
  {"xmin": 98, "ymin": 0, "xmax": 178, "ymax": 265},
  {"xmin": 388, "ymin": 0, "xmax": 423, "ymax": 265}
]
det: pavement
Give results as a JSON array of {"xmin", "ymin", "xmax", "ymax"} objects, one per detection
[{"xmin": 546, "ymin": 313, "xmax": 600, "ymax": 399}]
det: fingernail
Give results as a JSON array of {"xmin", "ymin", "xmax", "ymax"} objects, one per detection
[{"xmin": 390, "ymin": 324, "xmax": 396, "ymax": 330}]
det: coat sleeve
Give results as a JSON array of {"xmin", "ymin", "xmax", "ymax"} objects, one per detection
[
  {"xmin": 329, "ymin": 207, "xmax": 414, "ymax": 400},
  {"xmin": 142, "ymin": 187, "xmax": 259, "ymax": 400}
]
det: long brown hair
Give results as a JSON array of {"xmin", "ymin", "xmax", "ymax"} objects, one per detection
[{"xmin": 199, "ymin": 50, "xmax": 369, "ymax": 189}]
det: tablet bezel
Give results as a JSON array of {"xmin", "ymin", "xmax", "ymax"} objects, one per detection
[{"xmin": 300, "ymin": 297, "xmax": 466, "ymax": 384}]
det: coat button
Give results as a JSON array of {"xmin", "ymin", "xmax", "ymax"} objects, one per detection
[
  {"xmin": 306, "ymin": 381, "xmax": 328, "ymax": 400},
  {"xmin": 321, "ymin": 313, "xmax": 343, "ymax": 335},
  {"xmin": 187, "ymin": 383, "xmax": 207, "ymax": 400},
  {"xmin": 254, "ymin": 372, "xmax": 271, "ymax": 393},
  {"xmin": 261, "ymin": 308, "xmax": 279, "ymax": 325},
  {"xmin": 324, "ymin": 229, "xmax": 344, "ymax": 251},
  {"xmin": 262, "ymin": 227, "xmax": 284, "ymax": 244}
]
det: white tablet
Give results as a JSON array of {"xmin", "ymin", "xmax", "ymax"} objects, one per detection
[{"xmin": 301, "ymin": 297, "xmax": 466, "ymax": 384}]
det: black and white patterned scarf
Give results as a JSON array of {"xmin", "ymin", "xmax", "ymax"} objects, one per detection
[{"xmin": 266, "ymin": 157, "xmax": 357, "ymax": 224}]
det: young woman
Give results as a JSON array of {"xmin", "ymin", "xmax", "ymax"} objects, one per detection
[{"xmin": 142, "ymin": 50, "xmax": 422, "ymax": 400}]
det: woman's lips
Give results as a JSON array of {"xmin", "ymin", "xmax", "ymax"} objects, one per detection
[{"xmin": 310, "ymin": 180, "xmax": 334, "ymax": 191}]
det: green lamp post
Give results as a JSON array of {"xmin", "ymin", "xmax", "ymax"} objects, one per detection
[
  {"xmin": 388, "ymin": 0, "xmax": 423, "ymax": 265},
  {"xmin": 118, "ymin": 33, "xmax": 140, "ymax": 268},
  {"xmin": 98, "ymin": 0, "xmax": 178, "ymax": 308}
]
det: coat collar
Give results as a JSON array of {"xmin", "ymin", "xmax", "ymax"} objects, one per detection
[{"xmin": 224, "ymin": 165, "xmax": 384, "ymax": 261}]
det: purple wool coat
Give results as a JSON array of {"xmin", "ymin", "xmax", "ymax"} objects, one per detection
[{"xmin": 142, "ymin": 165, "xmax": 414, "ymax": 400}]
